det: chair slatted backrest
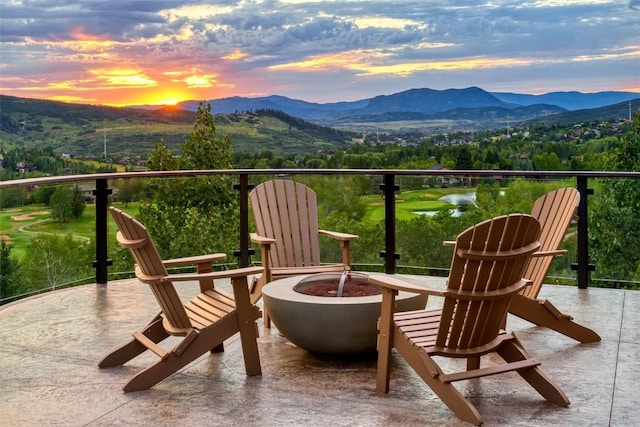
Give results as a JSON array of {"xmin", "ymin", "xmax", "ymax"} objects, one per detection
[
  {"xmin": 110, "ymin": 207, "xmax": 192, "ymax": 330},
  {"xmin": 437, "ymin": 214, "xmax": 541, "ymax": 350},
  {"xmin": 522, "ymin": 188, "xmax": 579, "ymax": 299},
  {"xmin": 250, "ymin": 180, "xmax": 321, "ymax": 269}
]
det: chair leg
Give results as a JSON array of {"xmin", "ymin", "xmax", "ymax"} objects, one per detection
[
  {"xmin": 263, "ymin": 310, "xmax": 272, "ymax": 328},
  {"xmin": 123, "ymin": 352, "xmax": 194, "ymax": 392},
  {"xmin": 123, "ymin": 329, "xmax": 225, "ymax": 392},
  {"xmin": 376, "ymin": 288, "xmax": 398, "ymax": 393},
  {"xmin": 467, "ymin": 356, "xmax": 480, "ymax": 371},
  {"xmin": 410, "ymin": 352, "xmax": 483, "ymax": 425},
  {"xmin": 509, "ymin": 295, "xmax": 601, "ymax": 343},
  {"xmin": 394, "ymin": 337, "xmax": 483, "ymax": 425},
  {"xmin": 250, "ymin": 275, "xmax": 271, "ymax": 328},
  {"xmin": 232, "ymin": 277, "xmax": 262, "ymax": 376},
  {"xmin": 99, "ymin": 315, "xmax": 168, "ymax": 368},
  {"xmin": 497, "ymin": 338, "xmax": 570, "ymax": 407}
]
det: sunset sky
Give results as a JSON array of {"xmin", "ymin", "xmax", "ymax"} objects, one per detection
[{"xmin": 1, "ymin": 0, "xmax": 639, "ymax": 107}]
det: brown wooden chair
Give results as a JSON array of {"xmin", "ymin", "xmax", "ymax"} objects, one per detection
[
  {"xmin": 509, "ymin": 187, "xmax": 601, "ymax": 343},
  {"xmin": 99, "ymin": 207, "xmax": 263, "ymax": 392},
  {"xmin": 249, "ymin": 180, "xmax": 359, "ymax": 326},
  {"xmin": 371, "ymin": 214, "xmax": 570, "ymax": 426}
]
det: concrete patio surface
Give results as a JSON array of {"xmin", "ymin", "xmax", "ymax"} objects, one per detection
[{"xmin": 1, "ymin": 274, "xmax": 638, "ymax": 426}]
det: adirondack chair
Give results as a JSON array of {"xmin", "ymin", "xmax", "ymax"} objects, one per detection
[
  {"xmin": 249, "ymin": 180, "xmax": 359, "ymax": 326},
  {"xmin": 509, "ymin": 188, "xmax": 601, "ymax": 343},
  {"xmin": 371, "ymin": 214, "xmax": 570, "ymax": 426},
  {"xmin": 99, "ymin": 207, "xmax": 263, "ymax": 392}
]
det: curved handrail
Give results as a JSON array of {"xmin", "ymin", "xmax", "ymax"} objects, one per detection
[{"xmin": 3, "ymin": 168, "xmax": 640, "ymax": 289}]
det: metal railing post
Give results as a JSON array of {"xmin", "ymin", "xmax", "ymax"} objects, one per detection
[
  {"xmin": 234, "ymin": 173, "xmax": 254, "ymax": 268},
  {"xmin": 93, "ymin": 178, "xmax": 112, "ymax": 284},
  {"xmin": 572, "ymin": 176, "xmax": 595, "ymax": 288},
  {"xmin": 379, "ymin": 174, "xmax": 399, "ymax": 274}
]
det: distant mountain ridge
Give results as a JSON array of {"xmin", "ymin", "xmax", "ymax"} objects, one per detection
[
  {"xmin": 174, "ymin": 87, "xmax": 638, "ymax": 126},
  {"xmin": 490, "ymin": 91, "xmax": 639, "ymax": 110}
]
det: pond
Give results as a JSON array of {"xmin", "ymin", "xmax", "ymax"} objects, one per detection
[{"xmin": 413, "ymin": 192, "xmax": 476, "ymax": 217}]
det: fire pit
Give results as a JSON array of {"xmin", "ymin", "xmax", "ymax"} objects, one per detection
[{"xmin": 262, "ymin": 272, "xmax": 428, "ymax": 355}]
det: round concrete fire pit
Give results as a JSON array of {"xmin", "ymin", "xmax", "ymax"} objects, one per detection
[{"xmin": 262, "ymin": 272, "xmax": 428, "ymax": 355}]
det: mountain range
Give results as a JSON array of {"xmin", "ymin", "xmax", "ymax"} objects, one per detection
[
  {"xmin": 167, "ymin": 87, "xmax": 639, "ymax": 126},
  {"xmin": 1, "ymin": 87, "xmax": 638, "ymax": 158}
]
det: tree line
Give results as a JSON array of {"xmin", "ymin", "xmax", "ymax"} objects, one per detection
[{"xmin": 1, "ymin": 106, "xmax": 639, "ymax": 302}]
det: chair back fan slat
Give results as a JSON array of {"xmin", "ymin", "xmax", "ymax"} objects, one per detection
[
  {"xmin": 250, "ymin": 180, "xmax": 322, "ymax": 269},
  {"xmin": 297, "ymin": 181, "xmax": 321, "ymax": 264},
  {"xmin": 437, "ymin": 214, "xmax": 541, "ymax": 351},
  {"xmin": 522, "ymin": 187, "xmax": 579, "ymax": 299},
  {"xmin": 110, "ymin": 208, "xmax": 192, "ymax": 330}
]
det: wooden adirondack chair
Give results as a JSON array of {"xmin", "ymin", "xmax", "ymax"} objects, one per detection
[
  {"xmin": 509, "ymin": 187, "xmax": 601, "ymax": 343},
  {"xmin": 371, "ymin": 214, "xmax": 570, "ymax": 426},
  {"xmin": 249, "ymin": 180, "xmax": 359, "ymax": 326},
  {"xmin": 99, "ymin": 207, "xmax": 263, "ymax": 392}
]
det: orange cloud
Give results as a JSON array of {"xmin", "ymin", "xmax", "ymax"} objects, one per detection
[
  {"xmin": 270, "ymin": 49, "xmax": 537, "ymax": 76},
  {"xmin": 69, "ymin": 26, "xmax": 107, "ymax": 42},
  {"xmin": 184, "ymin": 74, "xmax": 217, "ymax": 88},
  {"xmin": 223, "ymin": 49, "xmax": 248, "ymax": 60},
  {"xmin": 90, "ymin": 68, "xmax": 157, "ymax": 88}
]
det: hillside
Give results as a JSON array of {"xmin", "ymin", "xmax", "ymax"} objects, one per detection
[
  {"xmin": 1, "ymin": 89, "xmax": 638, "ymax": 159},
  {"xmin": 523, "ymin": 98, "xmax": 640, "ymax": 126},
  {"xmin": 174, "ymin": 86, "xmax": 638, "ymax": 132},
  {"xmin": 0, "ymin": 95, "xmax": 356, "ymax": 158}
]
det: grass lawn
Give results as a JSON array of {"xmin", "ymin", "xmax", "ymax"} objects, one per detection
[
  {"xmin": 1, "ymin": 203, "xmax": 139, "ymax": 261},
  {"xmin": 362, "ymin": 188, "xmax": 470, "ymax": 223},
  {"xmin": 3, "ymin": 187, "xmax": 473, "ymax": 260}
]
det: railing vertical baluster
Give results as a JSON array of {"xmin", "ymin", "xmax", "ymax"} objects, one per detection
[
  {"xmin": 574, "ymin": 176, "xmax": 594, "ymax": 289},
  {"xmin": 380, "ymin": 173, "xmax": 399, "ymax": 274},
  {"xmin": 234, "ymin": 173, "xmax": 254, "ymax": 268},
  {"xmin": 93, "ymin": 178, "xmax": 112, "ymax": 284}
]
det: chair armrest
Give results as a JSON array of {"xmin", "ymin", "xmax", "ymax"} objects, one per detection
[
  {"xmin": 443, "ymin": 240, "xmax": 455, "ymax": 246},
  {"xmin": 319, "ymin": 230, "xmax": 359, "ymax": 241},
  {"xmin": 162, "ymin": 253, "xmax": 226, "ymax": 267},
  {"xmin": 448, "ymin": 279, "xmax": 531, "ymax": 301},
  {"xmin": 531, "ymin": 249, "xmax": 568, "ymax": 257},
  {"xmin": 250, "ymin": 233, "xmax": 276, "ymax": 245},
  {"xmin": 369, "ymin": 274, "xmax": 446, "ymax": 297},
  {"xmin": 163, "ymin": 266, "xmax": 264, "ymax": 283}
]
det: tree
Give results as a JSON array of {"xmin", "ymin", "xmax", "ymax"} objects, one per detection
[
  {"xmin": 0, "ymin": 186, "xmax": 27, "ymax": 209},
  {"xmin": 71, "ymin": 185, "xmax": 86, "ymax": 219},
  {"xmin": 454, "ymin": 146, "xmax": 474, "ymax": 170},
  {"xmin": 114, "ymin": 178, "xmax": 145, "ymax": 206},
  {"xmin": 589, "ymin": 112, "xmax": 640, "ymax": 283},
  {"xmin": 21, "ymin": 235, "xmax": 93, "ymax": 291},
  {"xmin": 0, "ymin": 242, "xmax": 21, "ymax": 301},
  {"xmin": 138, "ymin": 102, "xmax": 239, "ymax": 258},
  {"xmin": 50, "ymin": 187, "xmax": 74, "ymax": 223}
]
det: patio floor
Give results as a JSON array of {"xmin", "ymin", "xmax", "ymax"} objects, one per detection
[{"xmin": 1, "ymin": 274, "xmax": 638, "ymax": 426}]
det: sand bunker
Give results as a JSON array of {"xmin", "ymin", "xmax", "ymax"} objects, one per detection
[{"xmin": 10, "ymin": 211, "xmax": 49, "ymax": 221}]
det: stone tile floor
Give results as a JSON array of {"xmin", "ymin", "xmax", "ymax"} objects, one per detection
[{"xmin": 1, "ymin": 274, "xmax": 638, "ymax": 426}]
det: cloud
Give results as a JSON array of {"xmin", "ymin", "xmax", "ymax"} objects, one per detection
[{"xmin": 0, "ymin": 0, "xmax": 638, "ymax": 105}]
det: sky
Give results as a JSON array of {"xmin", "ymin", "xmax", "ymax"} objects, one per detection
[{"xmin": 1, "ymin": 0, "xmax": 639, "ymax": 107}]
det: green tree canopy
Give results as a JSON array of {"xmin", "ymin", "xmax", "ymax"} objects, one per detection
[
  {"xmin": 138, "ymin": 102, "xmax": 239, "ymax": 258},
  {"xmin": 589, "ymin": 112, "xmax": 640, "ymax": 283},
  {"xmin": 0, "ymin": 242, "xmax": 21, "ymax": 300}
]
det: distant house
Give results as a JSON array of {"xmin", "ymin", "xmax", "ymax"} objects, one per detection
[
  {"xmin": 427, "ymin": 164, "xmax": 461, "ymax": 186},
  {"xmin": 76, "ymin": 183, "xmax": 118, "ymax": 203},
  {"xmin": 16, "ymin": 162, "xmax": 28, "ymax": 173}
]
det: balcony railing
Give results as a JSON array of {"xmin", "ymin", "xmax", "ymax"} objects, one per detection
[{"xmin": 3, "ymin": 168, "xmax": 640, "ymax": 296}]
